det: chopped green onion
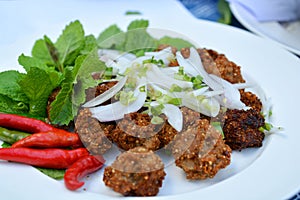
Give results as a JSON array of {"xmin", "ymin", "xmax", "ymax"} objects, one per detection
[
  {"xmin": 135, "ymin": 49, "xmax": 145, "ymax": 57},
  {"xmin": 170, "ymin": 84, "xmax": 183, "ymax": 92},
  {"xmin": 103, "ymin": 67, "xmax": 113, "ymax": 79},
  {"xmin": 143, "ymin": 56, "xmax": 164, "ymax": 66},
  {"xmin": 191, "ymin": 75, "xmax": 203, "ymax": 89},
  {"xmin": 168, "ymin": 97, "xmax": 182, "ymax": 106},
  {"xmin": 119, "ymin": 90, "xmax": 136, "ymax": 105},
  {"xmin": 259, "ymin": 122, "xmax": 273, "ymax": 132},
  {"xmin": 151, "ymin": 104, "xmax": 165, "ymax": 116},
  {"xmin": 211, "ymin": 121, "xmax": 225, "ymax": 138},
  {"xmin": 139, "ymin": 86, "xmax": 146, "ymax": 92},
  {"xmin": 151, "ymin": 116, "xmax": 164, "ymax": 124}
]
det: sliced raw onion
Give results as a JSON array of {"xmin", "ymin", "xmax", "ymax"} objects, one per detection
[
  {"xmin": 146, "ymin": 63, "xmax": 193, "ymax": 90},
  {"xmin": 145, "ymin": 47, "xmax": 175, "ymax": 65},
  {"xmin": 149, "ymin": 101, "xmax": 183, "ymax": 132},
  {"xmin": 162, "ymin": 104, "xmax": 183, "ymax": 132},
  {"xmin": 209, "ymin": 74, "xmax": 246, "ymax": 109},
  {"xmin": 90, "ymin": 85, "xmax": 147, "ymax": 122},
  {"xmin": 82, "ymin": 76, "xmax": 128, "ymax": 108}
]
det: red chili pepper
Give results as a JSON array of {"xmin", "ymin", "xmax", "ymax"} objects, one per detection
[
  {"xmin": 0, "ymin": 147, "xmax": 89, "ymax": 169},
  {"xmin": 11, "ymin": 130, "xmax": 83, "ymax": 149},
  {"xmin": 64, "ymin": 155, "xmax": 105, "ymax": 190},
  {"xmin": 0, "ymin": 113, "xmax": 55, "ymax": 133}
]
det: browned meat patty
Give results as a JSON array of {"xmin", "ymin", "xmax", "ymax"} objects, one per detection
[
  {"xmin": 223, "ymin": 109, "xmax": 265, "ymax": 150},
  {"xmin": 103, "ymin": 147, "xmax": 166, "ymax": 196},
  {"xmin": 109, "ymin": 112, "xmax": 177, "ymax": 151},
  {"xmin": 172, "ymin": 119, "xmax": 231, "ymax": 180},
  {"xmin": 85, "ymin": 81, "xmax": 118, "ymax": 103},
  {"xmin": 204, "ymin": 49, "xmax": 245, "ymax": 84},
  {"xmin": 240, "ymin": 90, "xmax": 262, "ymax": 112},
  {"xmin": 75, "ymin": 108, "xmax": 112, "ymax": 155}
]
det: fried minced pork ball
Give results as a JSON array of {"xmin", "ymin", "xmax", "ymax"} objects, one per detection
[
  {"xmin": 180, "ymin": 106, "xmax": 201, "ymax": 129},
  {"xmin": 204, "ymin": 48, "xmax": 245, "ymax": 84},
  {"xmin": 103, "ymin": 147, "xmax": 166, "ymax": 196},
  {"xmin": 180, "ymin": 47, "xmax": 245, "ymax": 84},
  {"xmin": 223, "ymin": 109, "xmax": 265, "ymax": 150},
  {"xmin": 85, "ymin": 81, "xmax": 118, "ymax": 103},
  {"xmin": 75, "ymin": 108, "xmax": 112, "ymax": 155},
  {"xmin": 172, "ymin": 119, "xmax": 231, "ymax": 180},
  {"xmin": 110, "ymin": 112, "xmax": 178, "ymax": 151},
  {"xmin": 240, "ymin": 90, "xmax": 262, "ymax": 112}
]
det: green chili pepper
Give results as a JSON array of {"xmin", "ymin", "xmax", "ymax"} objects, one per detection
[{"xmin": 0, "ymin": 127, "xmax": 30, "ymax": 144}]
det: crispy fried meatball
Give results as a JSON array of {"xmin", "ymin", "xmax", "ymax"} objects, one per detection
[
  {"xmin": 172, "ymin": 119, "xmax": 231, "ymax": 180},
  {"xmin": 223, "ymin": 109, "xmax": 265, "ymax": 150},
  {"xmin": 110, "ymin": 112, "xmax": 162, "ymax": 151},
  {"xmin": 110, "ymin": 112, "xmax": 178, "ymax": 151},
  {"xmin": 180, "ymin": 47, "xmax": 245, "ymax": 84},
  {"xmin": 75, "ymin": 108, "xmax": 112, "ymax": 155},
  {"xmin": 103, "ymin": 147, "xmax": 166, "ymax": 196},
  {"xmin": 199, "ymin": 48, "xmax": 245, "ymax": 84},
  {"xmin": 180, "ymin": 106, "xmax": 201, "ymax": 129},
  {"xmin": 240, "ymin": 90, "xmax": 262, "ymax": 112},
  {"xmin": 85, "ymin": 81, "xmax": 118, "ymax": 103}
]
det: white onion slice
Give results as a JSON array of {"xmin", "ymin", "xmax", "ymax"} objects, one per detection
[
  {"xmin": 209, "ymin": 74, "xmax": 246, "ymax": 109},
  {"xmin": 90, "ymin": 85, "xmax": 147, "ymax": 122},
  {"xmin": 146, "ymin": 63, "xmax": 193, "ymax": 90},
  {"xmin": 162, "ymin": 104, "xmax": 183, "ymax": 132},
  {"xmin": 82, "ymin": 76, "xmax": 128, "ymax": 108},
  {"xmin": 145, "ymin": 47, "xmax": 175, "ymax": 65},
  {"xmin": 149, "ymin": 101, "xmax": 183, "ymax": 132},
  {"xmin": 181, "ymin": 94, "xmax": 220, "ymax": 117}
]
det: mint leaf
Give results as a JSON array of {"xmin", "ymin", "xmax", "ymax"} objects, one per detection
[
  {"xmin": 35, "ymin": 167, "xmax": 65, "ymax": 180},
  {"xmin": 18, "ymin": 54, "xmax": 48, "ymax": 72},
  {"xmin": 158, "ymin": 36, "xmax": 194, "ymax": 49},
  {"xmin": 125, "ymin": 11, "xmax": 142, "ymax": 15},
  {"xmin": 73, "ymin": 49, "xmax": 106, "ymax": 108},
  {"xmin": 55, "ymin": 20, "xmax": 85, "ymax": 67},
  {"xmin": 97, "ymin": 24, "xmax": 125, "ymax": 49},
  {"xmin": 18, "ymin": 67, "xmax": 56, "ymax": 117},
  {"xmin": 48, "ymin": 67, "xmax": 75, "ymax": 125},
  {"xmin": 18, "ymin": 54, "xmax": 63, "ymax": 89},
  {"xmin": 127, "ymin": 19, "xmax": 149, "ymax": 30},
  {"xmin": 124, "ymin": 28, "xmax": 157, "ymax": 54},
  {"xmin": 0, "ymin": 94, "xmax": 28, "ymax": 114},
  {"xmin": 81, "ymin": 35, "xmax": 98, "ymax": 55},
  {"xmin": 31, "ymin": 38, "xmax": 55, "ymax": 66},
  {"xmin": 0, "ymin": 70, "xmax": 28, "ymax": 102}
]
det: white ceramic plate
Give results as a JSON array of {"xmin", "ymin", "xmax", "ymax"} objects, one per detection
[
  {"xmin": 229, "ymin": 2, "xmax": 300, "ymax": 56},
  {"xmin": 0, "ymin": 1, "xmax": 300, "ymax": 200}
]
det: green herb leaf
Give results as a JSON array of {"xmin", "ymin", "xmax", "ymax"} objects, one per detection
[
  {"xmin": 97, "ymin": 24, "xmax": 124, "ymax": 49},
  {"xmin": 31, "ymin": 38, "xmax": 55, "ymax": 66},
  {"xmin": 49, "ymin": 49, "xmax": 106, "ymax": 125},
  {"xmin": 35, "ymin": 167, "xmax": 65, "ymax": 180},
  {"xmin": 158, "ymin": 36, "xmax": 194, "ymax": 49},
  {"xmin": 55, "ymin": 20, "xmax": 85, "ymax": 67},
  {"xmin": 127, "ymin": 19, "xmax": 149, "ymax": 30},
  {"xmin": 125, "ymin": 10, "xmax": 142, "ymax": 15},
  {"xmin": 0, "ymin": 94, "xmax": 28, "ymax": 115},
  {"xmin": 0, "ymin": 70, "xmax": 28, "ymax": 102},
  {"xmin": 73, "ymin": 49, "xmax": 107, "ymax": 108},
  {"xmin": 18, "ymin": 54, "xmax": 63, "ymax": 87},
  {"xmin": 18, "ymin": 67, "xmax": 57, "ymax": 117},
  {"xmin": 125, "ymin": 28, "xmax": 158, "ymax": 54},
  {"xmin": 81, "ymin": 35, "xmax": 98, "ymax": 55},
  {"xmin": 48, "ymin": 67, "xmax": 75, "ymax": 125}
]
